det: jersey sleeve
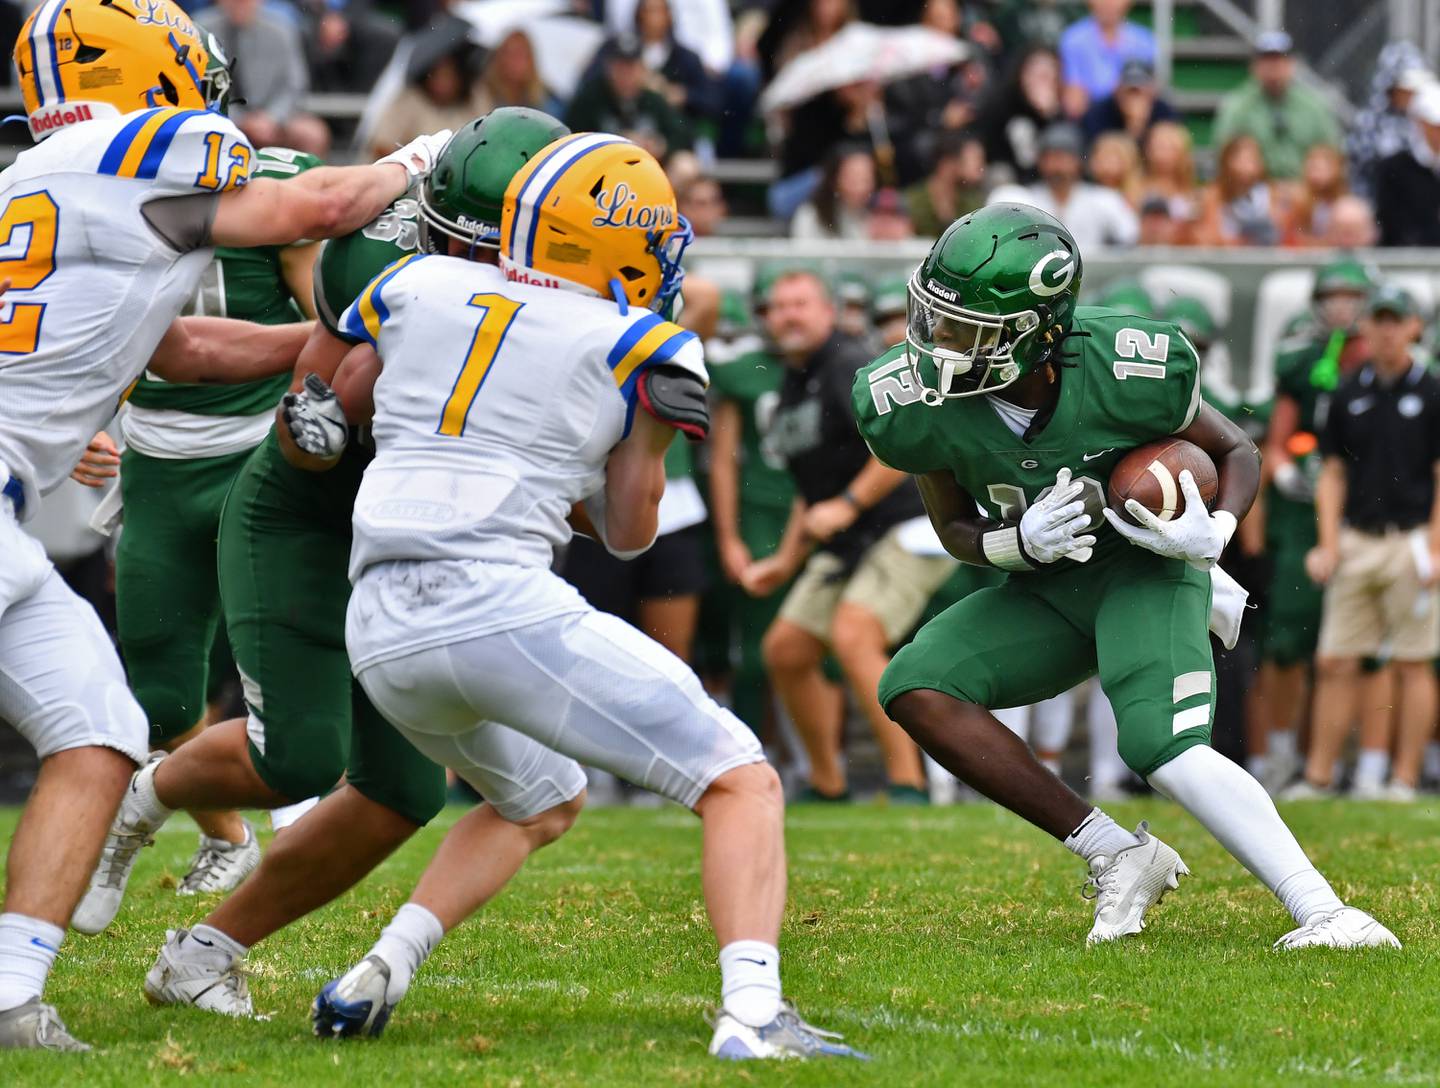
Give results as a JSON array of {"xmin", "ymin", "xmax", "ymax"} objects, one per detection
[
  {"xmin": 1166, "ymin": 323, "xmax": 1205, "ymax": 433},
  {"xmin": 604, "ymin": 312, "xmax": 706, "ymax": 405},
  {"xmin": 850, "ymin": 348, "xmax": 937, "ymax": 474},
  {"xmin": 336, "ymin": 253, "xmax": 428, "ymax": 348},
  {"xmin": 100, "ymin": 108, "xmax": 255, "ymax": 196}
]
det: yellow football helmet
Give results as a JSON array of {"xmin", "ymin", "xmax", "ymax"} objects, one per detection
[
  {"xmin": 14, "ymin": 0, "xmax": 210, "ymax": 142},
  {"xmin": 500, "ymin": 133, "xmax": 692, "ymax": 313}
]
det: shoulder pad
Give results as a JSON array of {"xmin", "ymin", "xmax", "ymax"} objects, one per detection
[
  {"xmin": 607, "ymin": 314, "xmax": 705, "ymax": 397},
  {"xmin": 335, "ymin": 253, "xmax": 428, "ymax": 347},
  {"xmin": 638, "ymin": 364, "xmax": 709, "ymax": 441},
  {"xmin": 102, "ymin": 108, "xmax": 253, "ymax": 195}
]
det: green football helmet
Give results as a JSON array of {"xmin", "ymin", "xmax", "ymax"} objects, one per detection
[
  {"xmin": 419, "ymin": 107, "xmax": 571, "ymax": 255},
  {"xmin": 200, "ymin": 33, "xmax": 237, "ymax": 114},
  {"xmin": 1093, "ymin": 277, "xmax": 1154, "ymax": 318},
  {"xmin": 1311, "ymin": 257, "xmax": 1375, "ymax": 333},
  {"xmin": 906, "ymin": 202, "xmax": 1082, "ymax": 400},
  {"xmin": 1162, "ymin": 296, "xmax": 1217, "ymax": 348}
]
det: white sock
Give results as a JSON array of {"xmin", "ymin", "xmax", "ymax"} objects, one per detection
[
  {"xmin": 181, "ymin": 924, "xmax": 248, "ymax": 969},
  {"xmin": 1063, "ymin": 808, "xmax": 1140, "ymax": 863},
  {"xmin": 1148, "ymin": 746, "xmax": 1343, "ymax": 926},
  {"xmin": 718, "ymin": 940, "xmax": 782, "ymax": 1027},
  {"xmin": 1246, "ymin": 755, "xmax": 1268, "ymax": 779},
  {"xmin": 129, "ymin": 757, "xmax": 174, "ymax": 829},
  {"xmin": 1270, "ymin": 730, "xmax": 1297, "ymax": 760},
  {"xmin": 1353, "ymin": 748, "xmax": 1390, "ymax": 789},
  {"xmin": 370, "ymin": 903, "xmax": 444, "ymax": 1005},
  {"xmin": 0, "ymin": 914, "xmax": 63, "ymax": 1011}
]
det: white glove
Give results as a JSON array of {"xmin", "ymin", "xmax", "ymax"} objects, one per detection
[
  {"xmin": 1018, "ymin": 467, "xmax": 1097, "ymax": 564},
  {"xmin": 280, "ymin": 373, "xmax": 349, "ymax": 461},
  {"xmin": 1271, "ymin": 460, "xmax": 1315, "ymax": 503},
  {"xmin": 1103, "ymin": 469, "xmax": 1236, "ymax": 570},
  {"xmin": 375, "ymin": 129, "xmax": 452, "ymax": 192}
]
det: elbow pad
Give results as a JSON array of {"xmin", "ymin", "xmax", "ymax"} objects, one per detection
[{"xmin": 637, "ymin": 364, "xmax": 709, "ymax": 441}]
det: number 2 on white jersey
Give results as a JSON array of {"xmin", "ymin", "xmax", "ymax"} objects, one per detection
[
  {"xmin": 0, "ymin": 191, "xmax": 59, "ymax": 355},
  {"xmin": 437, "ymin": 292, "xmax": 525, "ymax": 437}
]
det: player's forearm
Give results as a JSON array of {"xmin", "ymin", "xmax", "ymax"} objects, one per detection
[
  {"xmin": 150, "ymin": 317, "xmax": 312, "ymax": 384},
  {"xmin": 1314, "ymin": 459, "xmax": 1345, "ymax": 549},
  {"xmin": 1212, "ymin": 439, "xmax": 1261, "ymax": 523},
  {"xmin": 1428, "ymin": 463, "xmax": 1440, "ymax": 551},
  {"xmin": 293, "ymin": 164, "xmax": 411, "ymax": 240},
  {"xmin": 1261, "ymin": 395, "xmax": 1300, "ymax": 486},
  {"xmin": 708, "ymin": 403, "xmax": 743, "ymax": 544},
  {"xmin": 773, "ymin": 497, "xmax": 813, "ymax": 569},
  {"xmin": 916, "ymin": 471, "xmax": 991, "ymax": 566},
  {"xmin": 843, "ymin": 458, "xmax": 908, "ymax": 510}
]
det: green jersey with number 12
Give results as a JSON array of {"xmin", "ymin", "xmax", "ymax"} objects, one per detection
[{"xmin": 852, "ymin": 307, "xmax": 1203, "ymax": 566}]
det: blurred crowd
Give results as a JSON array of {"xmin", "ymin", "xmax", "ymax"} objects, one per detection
[{"xmin": 5, "ymin": 0, "xmax": 1437, "ymax": 247}]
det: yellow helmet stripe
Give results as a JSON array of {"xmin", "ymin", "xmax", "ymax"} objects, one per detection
[
  {"xmin": 28, "ymin": 0, "xmax": 68, "ymax": 107},
  {"xmin": 503, "ymin": 131, "xmax": 591, "ymax": 258}
]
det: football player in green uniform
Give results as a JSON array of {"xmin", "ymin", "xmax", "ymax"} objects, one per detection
[
  {"xmin": 1260, "ymin": 261, "xmax": 1377, "ymax": 794},
  {"xmin": 74, "ymin": 110, "xmax": 574, "ymax": 1016},
  {"xmin": 852, "ymin": 204, "xmax": 1398, "ymax": 949}
]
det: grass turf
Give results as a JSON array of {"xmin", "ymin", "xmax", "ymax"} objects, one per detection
[{"xmin": 1, "ymin": 798, "xmax": 1436, "ymax": 1086}]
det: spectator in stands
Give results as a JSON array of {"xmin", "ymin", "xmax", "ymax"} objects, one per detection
[
  {"xmin": 1138, "ymin": 120, "xmax": 1200, "ymax": 227},
  {"xmin": 992, "ymin": 0, "xmax": 1087, "ymax": 52},
  {"xmin": 1137, "ymin": 193, "xmax": 1182, "ymax": 244},
  {"xmin": 676, "ymin": 174, "xmax": 728, "ymax": 237},
  {"xmin": 978, "ymin": 44, "xmax": 1066, "ymax": 184},
  {"xmin": 1286, "ymin": 144, "xmax": 1350, "ymax": 246},
  {"xmin": 1301, "ymin": 285, "xmax": 1440, "ymax": 801},
  {"xmin": 1057, "ymin": 0, "xmax": 1155, "ymax": 120},
  {"xmin": 480, "ymin": 29, "xmax": 561, "ymax": 116},
  {"xmin": 763, "ymin": 0, "xmax": 855, "ymax": 79},
  {"xmin": 298, "ymin": 0, "xmax": 399, "ymax": 94},
  {"xmin": 866, "ymin": 188, "xmax": 914, "ymax": 242},
  {"xmin": 870, "ymin": 278, "xmax": 909, "ymax": 346},
  {"xmin": 368, "ymin": 23, "xmax": 485, "ymax": 159},
  {"xmin": 1081, "ymin": 58, "xmax": 1179, "ymax": 144},
  {"xmin": 1194, "ymin": 134, "xmax": 1290, "ymax": 246},
  {"xmin": 988, "ymin": 122, "xmax": 1138, "ymax": 247},
  {"xmin": 790, "ymin": 145, "xmax": 877, "ymax": 240},
  {"xmin": 566, "ymin": 34, "xmax": 692, "ymax": 161},
  {"xmin": 741, "ymin": 270, "xmax": 951, "ymax": 803},
  {"xmin": 198, "ymin": 0, "xmax": 330, "ymax": 157},
  {"xmin": 1213, "ymin": 31, "xmax": 1341, "ymax": 181},
  {"xmin": 1325, "ymin": 194, "xmax": 1379, "ymax": 248},
  {"xmin": 1347, "ymin": 41, "xmax": 1431, "ymax": 201},
  {"xmin": 903, "ymin": 129, "xmax": 988, "ymax": 237},
  {"xmin": 631, "ymin": 0, "xmax": 723, "ymax": 125},
  {"xmin": 1375, "ymin": 82, "xmax": 1440, "ymax": 247},
  {"xmin": 888, "ymin": 0, "xmax": 997, "ymax": 141},
  {"xmin": 1088, "ymin": 131, "xmax": 1142, "ymax": 206}
]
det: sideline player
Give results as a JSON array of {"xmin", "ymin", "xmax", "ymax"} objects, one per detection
[
  {"xmin": 76, "ymin": 111, "xmax": 576, "ymax": 1020},
  {"xmin": 304, "ymin": 133, "xmax": 863, "ymax": 1060},
  {"xmin": 852, "ymin": 203, "xmax": 1398, "ymax": 950},
  {"xmin": 0, "ymin": 0, "xmax": 446, "ymax": 1050}
]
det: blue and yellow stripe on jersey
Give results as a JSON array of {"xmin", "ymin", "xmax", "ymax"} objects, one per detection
[
  {"xmin": 342, "ymin": 253, "xmax": 427, "ymax": 347},
  {"xmin": 607, "ymin": 313, "xmax": 697, "ymax": 397},
  {"xmin": 97, "ymin": 107, "xmax": 208, "ymax": 180}
]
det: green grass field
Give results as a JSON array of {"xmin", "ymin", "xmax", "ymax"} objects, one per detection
[{"xmin": 2, "ymin": 799, "xmax": 1437, "ymax": 1087}]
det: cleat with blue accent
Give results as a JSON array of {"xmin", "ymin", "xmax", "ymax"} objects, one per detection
[
  {"xmin": 708, "ymin": 1001, "xmax": 869, "ymax": 1061},
  {"xmin": 312, "ymin": 956, "xmax": 394, "ymax": 1039}
]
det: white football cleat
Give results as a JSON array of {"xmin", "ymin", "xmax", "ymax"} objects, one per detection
[
  {"xmin": 72, "ymin": 755, "xmax": 171, "ymax": 934},
  {"xmin": 1276, "ymin": 778, "xmax": 1335, "ymax": 802},
  {"xmin": 1084, "ymin": 822, "xmax": 1189, "ymax": 945},
  {"xmin": 312, "ymin": 955, "xmax": 396, "ymax": 1039},
  {"xmin": 0, "ymin": 998, "xmax": 90, "ymax": 1052},
  {"xmin": 708, "ymin": 1002, "xmax": 868, "ymax": 1060},
  {"xmin": 1273, "ymin": 907, "xmax": 1401, "ymax": 951},
  {"xmin": 144, "ymin": 929, "xmax": 254, "ymax": 1017},
  {"xmin": 178, "ymin": 821, "xmax": 261, "ymax": 896}
]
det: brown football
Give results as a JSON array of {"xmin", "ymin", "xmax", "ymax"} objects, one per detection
[{"xmin": 1107, "ymin": 439, "xmax": 1219, "ymax": 526}]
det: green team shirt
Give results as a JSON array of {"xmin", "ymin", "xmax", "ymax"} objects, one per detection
[
  {"xmin": 127, "ymin": 147, "xmax": 325, "ymax": 417},
  {"xmin": 315, "ymin": 198, "xmax": 420, "ymax": 341},
  {"xmin": 853, "ymin": 307, "xmax": 1202, "ymax": 566},
  {"xmin": 708, "ymin": 349, "xmax": 794, "ymax": 512}
]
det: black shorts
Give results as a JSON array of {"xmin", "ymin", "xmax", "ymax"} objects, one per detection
[{"xmin": 560, "ymin": 524, "xmax": 710, "ymax": 621}]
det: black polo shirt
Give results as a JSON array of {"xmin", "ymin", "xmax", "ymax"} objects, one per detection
[
  {"xmin": 768, "ymin": 333, "xmax": 924, "ymax": 561},
  {"xmin": 1319, "ymin": 359, "xmax": 1440, "ymax": 532}
]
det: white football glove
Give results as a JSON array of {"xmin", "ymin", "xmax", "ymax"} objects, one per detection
[
  {"xmin": 375, "ymin": 129, "xmax": 452, "ymax": 193},
  {"xmin": 1102, "ymin": 469, "xmax": 1236, "ymax": 570},
  {"xmin": 1019, "ymin": 467, "xmax": 1097, "ymax": 564},
  {"xmin": 281, "ymin": 373, "xmax": 349, "ymax": 461}
]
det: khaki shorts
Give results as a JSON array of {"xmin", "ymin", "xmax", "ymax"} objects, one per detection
[
  {"xmin": 1316, "ymin": 527, "xmax": 1440, "ymax": 661},
  {"xmin": 778, "ymin": 526, "xmax": 957, "ymax": 646}
]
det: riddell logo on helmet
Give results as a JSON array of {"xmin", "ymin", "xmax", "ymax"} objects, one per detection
[
  {"xmin": 32, "ymin": 104, "xmax": 93, "ymax": 133},
  {"xmin": 504, "ymin": 265, "xmax": 562, "ymax": 289},
  {"xmin": 925, "ymin": 279, "xmax": 958, "ymax": 303}
]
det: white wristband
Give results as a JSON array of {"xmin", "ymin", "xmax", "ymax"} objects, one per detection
[
  {"xmin": 1212, "ymin": 510, "xmax": 1238, "ymax": 550},
  {"xmin": 981, "ymin": 527, "xmax": 1035, "ymax": 572}
]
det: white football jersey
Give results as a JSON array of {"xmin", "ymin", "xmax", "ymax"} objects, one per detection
[
  {"xmin": 0, "ymin": 106, "xmax": 254, "ymax": 518},
  {"xmin": 342, "ymin": 254, "xmax": 706, "ymax": 579}
]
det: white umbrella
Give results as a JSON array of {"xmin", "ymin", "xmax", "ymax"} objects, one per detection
[
  {"xmin": 455, "ymin": 1, "xmax": 606, "ymax": 101},
  {"xmin": 759, "ymin": 22, "xmax": 969, "ymax": 114}
]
